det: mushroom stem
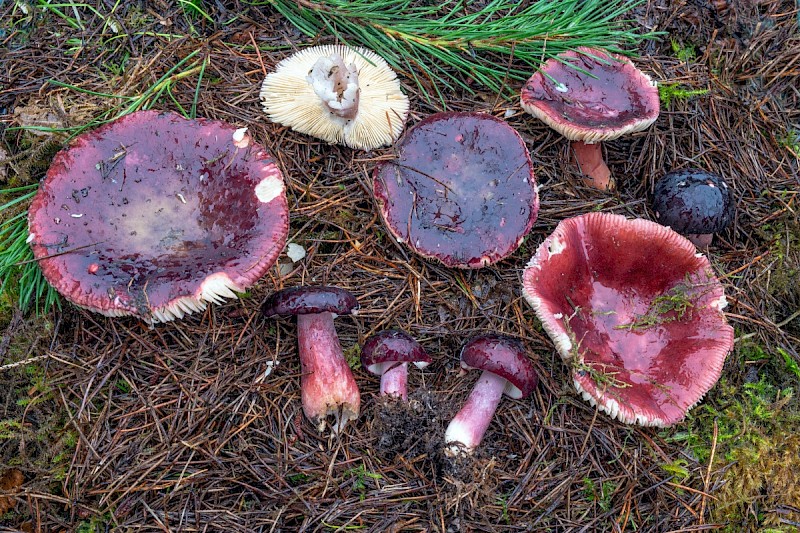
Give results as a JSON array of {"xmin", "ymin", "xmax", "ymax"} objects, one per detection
[
  {"xmin": 296, "ymin": 312, "xmax": 361, "ymax": 433},
  {"xmin": 380, "ymin": 362, "xmax": 409, "ymax": 400},
  {"xmin": 444, "ymin": 370, "xmax": 508, "ymax": 455},
  {"xmin": 686, "ymin": 233, "xmax": 713, "ymax": 248},
  {"xmin": 571, "ymin": 141, "xmax": 612, "ymax": 190}
]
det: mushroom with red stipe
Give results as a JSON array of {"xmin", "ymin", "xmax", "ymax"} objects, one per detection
[
  {"xmin": 444, "ymin": 334, "xmax": 538, "ymax": 455},
  {"xmin": 361, "ymin": 329, "xmax": 432, "ymax": 401},
  {"xmin": 262, "ymin": 286, "xmax": 361, "ymax": 433},
  {"xmin": 520, "ymin": 47, "xmax": 659, "ymax": 190}
]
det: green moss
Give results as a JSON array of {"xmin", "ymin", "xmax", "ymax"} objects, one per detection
[
  {"xmin": 658, "ymin": 82, "xmax": 709, "ymax": 107},
  {"xmin": 670, "ymin": 38, "xmax": 697, "ymax": 62}
]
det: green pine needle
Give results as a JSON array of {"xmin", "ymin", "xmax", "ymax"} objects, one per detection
[{"xmin": 256, "ymin": 0, "xmax": 659, "ymax": 102}]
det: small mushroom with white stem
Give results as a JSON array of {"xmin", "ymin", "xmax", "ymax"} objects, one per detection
[
  {"xmin": 262, "ymin": 286, "xmax": 361, "ymax": 433},
  {"xmin": 361, "ymin": 330, "xmax": 432, "ymax": 401},
  {"xmin": 260, "ymin": 45, "xmax": 409, "ymax": 151},
  {"xmin": 652, "ymin": 168, "xmax": 735, "ymax": 248},
  {"xmin": 445, "ymin": 334, "xmax": 538, "ymax": 456},
  {"xmin": 520, "ymin": 47, "xmax": 659, "ymax": 190}
]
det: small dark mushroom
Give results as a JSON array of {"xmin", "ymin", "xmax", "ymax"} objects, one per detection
[
  {"xmin": 520, "ymin": 47, "xmax": 659, "ymax": 190},
  {"xmin": 361, "ymin": 329, "xmax": 432, "ymax": 401},
  {"xmin": 445, "ymin": 334, "xmax": 537, "ymax": 455},
  {"xmin": 262, "ymin": 286, "xmax": 360, "ymax": 433},
  {"xmin": 653, "ymin": 168, "xmax": 735, "ymax": 248}
]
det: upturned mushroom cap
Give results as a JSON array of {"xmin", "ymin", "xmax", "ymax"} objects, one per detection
[
  {"xmin": 522, "ymin": 212, "xmax": 734, "ymax": 426},
  {"xmin": 653, "ymin": 168, "xmax": 735, "ymax": 235},
  {"xmin": 260, "ymin": 45, "xmax": 409, "ymax": 151},
  {"xmin": 262, "ymin": 286, "xmax": 359, "ymax": 317},
  {"xmin": 373, "ymin": 111, "xmax": 539, "ymax": 268},
  {"xmin": 460, "ymin": 334, "xmax": 538, "ymax": 399},
  {"xmin": 520, "ymin": 47, "xmax": 659, "ymax": 143},
  {"xmin": 27, "ymin": 110, "xmax": 289, "ymax": 323},
  {"xmin": 361, "ymin": 329, "xmax": 432, "ymax": 375}
]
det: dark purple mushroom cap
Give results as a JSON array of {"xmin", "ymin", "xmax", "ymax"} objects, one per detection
[
  {"xmin": 459, "ymin": 334, "xmax": 538, "ymax": 399},
  {"xmin": 653, "ymin": 169, "xmax": 735, "ymax": 235},
  {"xmin": 522, "ymin": 213, "xmax": 734, "ymax": 426},
  {"xmin": 262, "ymin": 286, "xmax": 358, "ymax": 317},
  {"xmin": 361, "ymin": 329, "xmax": 432, "ymax": 374},
  {"xmin": 373, "ymin": 112, "xmax": 539, "ymax": 269},
  {"xmin": 27, "ymin": 110, "xmax": 289, "ymax": 323},
  {"xmin": 520, "ymin": 47, "xmax": 659, "ymax": 143}
]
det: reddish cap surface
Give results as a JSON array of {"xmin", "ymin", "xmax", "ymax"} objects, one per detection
[
  {"xmin": 361, "ymin": 329, "xmax": 432, "ymax": 375},
  {"xmin": 27, "ymin": 110, "xmax": 288, "ymax": 323},
  {"xmin": 460, "ymin": 334, "xmax": 538, "ymax": 399},
  {"xmin": 520, "ymin": 47, "xmax": 659, "ymax": 143},
  {"xmin": 522, "ymin": 213, "xmax": 734, "ymax": 426},
  {"xmin": 262, "ymin": 286, "xmax": 358, "ymax": 317},
  {"xmin": 373, "ymin": 112, "xmax": 539, "ymax": 269}
]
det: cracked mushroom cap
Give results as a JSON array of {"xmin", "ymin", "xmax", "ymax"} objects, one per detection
[
  {"xmin": 260, "ymin": 45, "xmax": 409, "ymax": 151},
  {"xmin": 521, "ymin": 213, "xmax": 734, "ymax": 426},
  {"xmin": 460, "ymin": 334, "xmax": 538, "ymax": 399},
  {"xmin": 520, "ymin": 47, "xmax": 659, "ymax": 143},
  {"xmin": 361, "ymin": 329, "xmax": 432, "ymax": 375},
  {"xmin": 373, "ymin": 111, "xmax": 539, "ymax": 268},
  {"xmin": 27, "ymin": 110, "xmax": 289, "ymax": 323}
]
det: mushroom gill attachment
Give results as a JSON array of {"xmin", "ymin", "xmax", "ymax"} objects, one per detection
[
  {"xmin": 27, "ymin": 110, "xmax": 289, "ymax": 323},
  {"xmin": 653, "ymin": 168, "xmax": 735, "ymax": 248},
  {"xmin": 522, "ymin": 213, "xmax": 734, "ymax": 426},
  {"xmin": 263, "ymin": 286, "xmax": 361, "ymax": 433},
  {"xmin": 444, "ymin": 334, "xmax": 537, "ymax": 455},
  {"xmin": 361, "ymin": 329, "xmax": 432, "ymax": 401},
  {"xmin": 373, "ymin": 111, "xmax": 539, "ymax": 268},
  {"xmin": 260, "ymin": 45, "xmax": 409, "ymax": 151},
  {"xmin": 520, "ymin": 47, "xmax": 659, "ymax": 190}
]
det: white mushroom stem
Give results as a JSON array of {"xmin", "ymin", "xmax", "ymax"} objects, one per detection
[
  {"xmin": 297, "ymin": 312, "xmax": 361, "ymax": 433},
  {"xmin": 380, "ymin": 362, "xmax": 409, "ymax": 401},
  {"xmin": 687, "ymin": 233, "xmax": 714, "ymax": 248},
  {"xmin": 571, "ymin": 141, "xmax": 612, "ymax": 190},
  {"xmin": 306, "ymin": 53, "xmax": 360, "ymax": 120},
  {"xmin": 445, "ymin": 370, "xmax": 508, "ymax": 455}
]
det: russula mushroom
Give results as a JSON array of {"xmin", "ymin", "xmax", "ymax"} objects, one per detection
[
  {"xmin": 262, "ymin": 286, "xmax": 361, "ymax": 433},
  {"xmin": 522, "ymin": 212, "xmax": 734, "ymax": 426},
  {"xmin": 361, "ymin": 329, "xmax": 432, "ymax": 401},
  {"xmin": 653, "ymin": 168, "xmax": 735, "ymax": 248},
  {"xmin": 260, "ymin": 45, "xmax": 409, "ymax": 151},
  {"xmin": 373, "ymin": 111, "xmax": 539, "ymax": 268},
  {"xmin": 27, "ymin": 110, "xmax": 289, "ymax": 323},
  {"xmin": 520, "ymin": 47, "xmax": 659, "ymax": 190},
  {"xmin": 445, "ymin": 334, "xmax": 537, "ymax": 455}
]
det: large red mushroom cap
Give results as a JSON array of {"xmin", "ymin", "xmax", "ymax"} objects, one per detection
[
  {"xmin": 27, "ymin": 110, "xmax": 289, "ymax": 323},
  {"xmin": 520, "ymin": 47, "xmax": 659, "ymax": 190},
  {"xmin": 373, "ymin": 112, "xmax": 539, "ymax": 268},
  {"xmin": 522, "ymin": 213, "xmax": 733, "ymax": 426}
]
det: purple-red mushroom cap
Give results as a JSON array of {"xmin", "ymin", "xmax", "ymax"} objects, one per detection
[
  {"xmin": 445, "ymin": 334, "xmax": 537, "ymax": 455},
  {"xmin": 520, "ymin": 47, "xmax": 659, "ymax": 190},
  {"xmin": 361, "ymin": 329, "xmax": 432, "ymax": 401},
  {"xmin": 262, "ymin": 286, "xmax": 361, "ymax": 433},
  {"xmin": 459, "ymin": 334, "xmax": 538, "ymax": 399},
  {"xmin": 653, "ymin": 168, "xmax": 735, "ymax": 248},
  {"xmin": 27, "ymin": 110, "xmax": 289, "ymax": 323},
  {"xmin": 262, "ymin": 285, "xmax": 359, "ymax": 317},
  {"xmin": 373, "ymin": 111, "xmax": 539, "ymax": 269},
  {"xmin": 522, "ymin": 212, "xmax": 734, "ymax": 427}
]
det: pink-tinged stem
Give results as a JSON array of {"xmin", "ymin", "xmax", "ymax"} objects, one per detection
[
  {"xmin": 445, "ymin": 370, "xmax": 508, "ymax": 455},
  {"xmin": 380, "ymin": 362, "xmax": 409, "ymax": 400},
  {"xmin": 687, "ymin": 233, "xmax": 713, "ymax": 248},
  {"xmin": 296, "ymin": 312, "xmax": 361, "ymax": 433},
  {"xmin": 571, "ymin": 141, "xmax": 612, "ymax": 190}
]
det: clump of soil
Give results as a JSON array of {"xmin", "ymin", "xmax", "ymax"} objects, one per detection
[{"xmin": 373, "ymin": 389, "xmax": 448, "ymax": 463}]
